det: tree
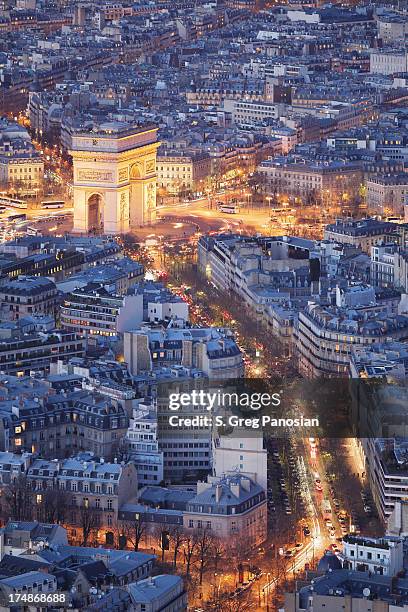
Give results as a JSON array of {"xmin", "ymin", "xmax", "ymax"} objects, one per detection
[
  {"xmin": 212, "ymin": 537, "xmax": 226, "ymax": 570},
  {"xmin": 195, "ymin": 528, "xmax": 214, "ymax": 585},
  {"xmin": 79, "ymin": 504, "xmax": 100, "ymax": 547},
  {"xmin": 207, "ymin": 590, "xmax": 254, "ymax": 612},
  {"xmin": 184, "ymin": 532, "xmax": 198, "ymax": 577},
  {"xmin": 3, "ymin": 476, "xmax": 33, "ymax": 522},
  {"xmin": 169, "ymin": 524, "xmax": 185, "ymax": 568},
  {"xmin": 119, "ymin": 514, "xmax": 147, "ymax": 552},
  {"xmin": 153, "ymin": 526, "xmax": 170, "ymax": 562},
  {"xmin": 35, "ymin": 487, "xmax": 71, "ymax": 524}
]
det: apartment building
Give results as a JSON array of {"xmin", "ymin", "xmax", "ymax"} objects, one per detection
[
  {"xmin": 324, "ymin": 218, "xmax": 398, "ymax": 254},
  {"xmin": 285, "ymin": 569, "xmax": 408, "ymax": 611},
  {"xmin": 366, "ymin": 174, "xmax": 408, "ymax": 216},
  {"xmin": 156, "ymin": 151, "xmax": 211, "ymax": 195},
  {"xmin": 0, "ymin": 276, "xmax": 58, "ymax": 321},
  {"xmin": 296, "ymin": 301, "xmax": 408, "ymax": 377},
  {"xmin": 0, "ymin": 120, "xmax": 43, "ymax": 193},
  {"xmin": 212, "ymin": 434, "xmax": 268, "ymax": 491},
  {"xmin": 222, "ymin": 98, "xmax": 284, "ymax": 125},
  {"xmin": 350, "ymin": 341, "xmax": 408, "ymax": 379},
  {"xmin": 0, "ymin": 521, "xmax": 68, "ymax": 559},
  {"xmin": 371, "ymin": 244, "xmax": 398, "ymax": 288},
  {"xmin": 124, "ymin": 326, "xmax": 244, "ymax": 379},
  {"xmin": 124, "ymin": 400, "xmax": 164, "ymax": 487},
  {"xmin": 364, "ymin": 435, "xmax": 408, "ymax": 523},
  {"xmin": 60, "ymin": 284, "xmax": 144, "ymax": 338},
  {"xmin": 3, "ymin": 390, "xmax": 128, "ymax": 460},
  {"xmin": 370, "ymin": 49, "xmax": 408, "ymax": 75},
  {"xmin": 183, "ymin": 474, "xmax": 267, "ymax": 546},
  {"xmin": 258, "ymin": 158, "xmax": 362, "ymax": 201},
  {"xmin": 27, "ymin": 456, "xmax": 138, "ymax": 531},
  {"xmin": 341, "ymin": 535, "xmax": 403, "ymax": 577},
  {"xmin": 0, "ymin": 328, "xmax": 85, "ymax": 377}
]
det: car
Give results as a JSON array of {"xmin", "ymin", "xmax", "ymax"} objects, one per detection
[
  {"xmin": 295, "ymin": 542, "xmax": 304, "ymax": 550},
  {"xmin": 364, "ymin": 505, "xmax": 372, "ymax": 513},
  {"xmin": 285, "ymin": 508, "xmax": 292, "ymax": 515},
  {"xmin": 333, "ymin": 499, "xmax": 340, "ymax": 508},
  {"xmin": 316, "ymin": 483, "xmax": 323, "ymax": 492},
  {"xmin": 285, "ymin": 549, "xmax": 295, "ymax": 557},
  {"xmin": 303, "ymin": 527, "xmax": 311, "ymax": 537},
  {"xmin": 329, "ymin": 543, "xmax": 339, "ymax": 552}
]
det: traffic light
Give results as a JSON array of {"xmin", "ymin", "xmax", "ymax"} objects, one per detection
[{"xmin": 161, "ymin": 531, "xmax": 170, "ymax": 550}]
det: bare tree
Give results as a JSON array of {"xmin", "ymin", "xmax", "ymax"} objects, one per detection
[
  {"xmin": 207, "ymin": 588, "xmax": 254, "ymax": 611},
  {"xmin": 79, "ymin": 504, "xmax": 100, "ymax": 547},
  {"xmin": 3, "ymin": 476, "xmax": 33, "ymax": 522},
  {"xmin": 36, "ymin": 488, "xmax": 72, "ymax": 524},
  {"xmin": 153, "ymin": 526, "xmax": 170, "ymax": 562},
  {"xmin": 119, "ymin": 515, "xmax": 147, "ymax": 552},
  {"xmin": 184, "ymin": 532, "xmax": 198, "ymax": 577},
  {"xmin": 212, "ymin": 537, "xmax": 226, "ymax": 570},
  {"xmin": 169, "ymin": 524, "xmax": 185, "ymax": 568},
  {"xmin": 195, "ymin": 528, "xmax": 214, "ymax": 585}
]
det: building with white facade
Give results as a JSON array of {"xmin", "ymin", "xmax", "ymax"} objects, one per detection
[
  {"xmin": 60, "ymin": 285, "xmax": 144, "ymax": 338},
  {"xmin": 124, "ymin": 326, "xmax": 244, "ymax": 379},
  {"xmin": 0, "ymin": 120, "xmax": 44, "ymax": 194},
  {"xmin": 341, "ymin": 535, "xmax": 404, "ymax": 577},
  {"xmin": 296, "ymin": 301, "xmax": 408, "ymax": 377},
  {"xmin": 212, "ymin": 434, "xmax": 267, "ymax": 491},
  {"xmin": 364, "ymin": 434, "xmax": 408, "ymax": 523},
  {"xmin": 258, "ymin": 158, "xmax": 362, "ymax": 202},
  {"xmin": 124, "ymin": 400, "xmax": 164, "ymax": 487},
  {"xmin": 370, "ymin": 49, "xmax": 408, "ymax": 75},
  {"xmin": 371, "ymin": 244, "xmax": 398, "ymax": 288},
  {"xmin": 156, "ymin": 151, "xmax": 211, "ymax": 195},
  {"xmin": 366, "ymin": 174, "xmax": 408, "ymax": 216}
]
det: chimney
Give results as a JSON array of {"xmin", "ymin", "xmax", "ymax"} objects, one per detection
[
  {"xmin": 241, "ymin": 477, "xmax": 251, "ymax": 492},
  {"xmin": 230, "ymin": 483, "xmax": 241, "ymax": 498},
  {"xmin": 215, "ymin": 484, "xmax": 222, "ymax": 503}
]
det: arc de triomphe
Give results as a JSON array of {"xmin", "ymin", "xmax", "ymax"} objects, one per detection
[{"xmin": 69, "ymin": 122, "xmax": 160, "ymax": 234}]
